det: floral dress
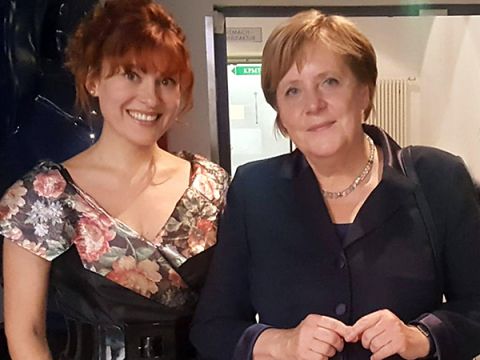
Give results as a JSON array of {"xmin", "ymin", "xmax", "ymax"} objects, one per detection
[{"xmin": 0, "ymin": 152, "xmax": 229, "ymax": 360}]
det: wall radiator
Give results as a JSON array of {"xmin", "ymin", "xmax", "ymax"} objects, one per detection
[{"xmin": 367, "ymin": 79, "xmax": 409, "ymax": 146}]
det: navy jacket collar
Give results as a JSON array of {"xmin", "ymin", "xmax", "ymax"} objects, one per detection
[{"xmin": 276, "ymin": 125, "xmax": 417, "ymax": 249}]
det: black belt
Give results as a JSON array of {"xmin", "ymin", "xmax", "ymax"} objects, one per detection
[{"xmin": 61, "ymin": 317, "xmax": 195, "ymax": 360}]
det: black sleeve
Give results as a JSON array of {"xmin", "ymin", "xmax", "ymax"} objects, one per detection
[
  {"xmin": 414, "ymin": 149, "xmax": 480, "ymax": 359},
  {"xmin": 190, "ymin": 168, "xmax": 260, "ymax": 359}
]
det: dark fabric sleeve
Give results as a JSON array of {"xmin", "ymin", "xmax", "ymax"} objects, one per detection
[
  {"xmin": 413, "ymin": 150, "xmax": 480, "ymax": 359},
  {"xmin": 409, "ymin": 314, "xmax": 440, "ymax": 358},
  {"xmin": 190, "ymin": 168, "xmax": 263, "ymax": 360},
  {"xmin": 232, "ymin": 324, "xmax": 271, "ymax": 360}
]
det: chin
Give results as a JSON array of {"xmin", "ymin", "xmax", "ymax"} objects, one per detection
[
  {"xmin": 309, "ymin": 150, "xmax": 338, "ymax": 160},
  {"xmin": 300, "ymin": 141, "xmax": 340, "ymax": 159},
  {"xmin": 128, "ymin": 137, "xmax": 160, "ymax": 148}
]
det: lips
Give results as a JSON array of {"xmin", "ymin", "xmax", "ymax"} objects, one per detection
[
  {"xmin": 127, "ymin": 110, "xmax": 160, "ymax": 122},
  {"xmin": 307, "ymin": 121, "xmax": 335, "ymax": 132}
]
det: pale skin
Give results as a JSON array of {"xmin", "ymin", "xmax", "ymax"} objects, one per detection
[
  {"xmin": 253, "ymin": 42, "xmax": 430, "ymax": 360},
  {"xmin": 3, "ymin": 241, "xmax": 52, "ymax": 360},
  {"xmin": 3, "ymin": 59, "xmax": 189, "ymax": 359}
]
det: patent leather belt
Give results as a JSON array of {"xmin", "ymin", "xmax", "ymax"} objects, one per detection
[{"xmin": 61, "ymin": 317, "xmax": 195, "ymax": 360}]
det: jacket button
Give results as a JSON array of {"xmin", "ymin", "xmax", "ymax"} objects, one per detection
[
  {"xmin": 337, "ymin": 255, "xmax": 346, "ymax": 269},
  {"xmin": 335, "ymin": 303, "xmax": 347, "ymax": 316}
]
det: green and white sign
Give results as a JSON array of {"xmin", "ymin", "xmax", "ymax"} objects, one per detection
[{"xmin": 231, "ymin": 65, "xmax": 262, "ymax": 76}]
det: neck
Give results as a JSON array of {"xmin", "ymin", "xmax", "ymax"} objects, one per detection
[
  {"xmin": 86, "ymin": 129, "xmax": 167, "ymax": 180},
  {"xmin": 306, "ymin": 132, "xmax": 372, "ymax": 193}
]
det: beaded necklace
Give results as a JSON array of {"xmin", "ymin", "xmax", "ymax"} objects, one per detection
[{"xmin": 321, "ymin": 135, "xmax": 376, "ymax": 200}]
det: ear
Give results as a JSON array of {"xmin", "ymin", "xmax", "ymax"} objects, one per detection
[
  {"xmin": 359, "ymin": 84, "xmax": 370, "ymax": 113},
  {"xmin": 276, "ymin": 114, "xmax": 289, "ymax": 137},
  {"xmin": 85, "ymin": 71, "xmax": 99, "ymax": 97}
]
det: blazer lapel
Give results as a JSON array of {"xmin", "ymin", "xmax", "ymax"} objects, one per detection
[
  {"xmin": 340, "ymin": 124, "xmax": 418, "ymax": 248},
  {"xmin": 277, "ymin": 151, "xmax": 339, "ymax": 250},
  {"xmin": 274, "ymin": 126, "xmax": 417, "ymax": 251},
  {"xmin": 342, "ymin": 166, "xmax": 416, "ymax": 248}
]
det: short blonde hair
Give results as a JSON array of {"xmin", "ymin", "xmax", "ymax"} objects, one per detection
[{"xmin": 261, "ymin": 9, "xmax": 377, "ymax": 135}]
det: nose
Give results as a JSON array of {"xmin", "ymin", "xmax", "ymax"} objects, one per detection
[
  {"xmin": 138, "ymin": 79, "xmax": 160, "ymax": 107},
  {"xmin": 305, "ymin": 89, "xmax": 327, "ymax": 114}
]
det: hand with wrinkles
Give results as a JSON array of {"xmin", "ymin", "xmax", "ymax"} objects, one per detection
[
  {"xmin": 345, "ymin": 309, "xmax": 431, "ymax": 360},
  {"xmin": 254, "ymin": 314, "xmax": 352, "ymax": 360}
]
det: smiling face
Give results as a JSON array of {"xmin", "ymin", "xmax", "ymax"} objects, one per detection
[
  {"xmin": 65, "ymin": 0, "xmax": 193, "ymax": 124},
  {"xmin": 89, "ymin": 60, "xmax": 181, "ymax": 147},
  {"xmin": 276, "ymin": 42, "xmax": 369, "ymax": 161}
]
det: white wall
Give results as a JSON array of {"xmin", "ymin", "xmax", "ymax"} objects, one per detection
[
  {"xmin": 356, "ymin": 16, "xmax": 480, "ymax": 180},
  {"xmin": 160, "ymin": 1, "xmax": 480, "ymax": 179},
  {"xmin": 417, "ymin": 16, "xmax": 480, "ymax": 179},
  {"xmin": 158, "ymin": 0, "xmax": 218, "ymax": 159},
  {"xmin": 227, "ymin": 15, "xmax": 480, "ymax": 180}
]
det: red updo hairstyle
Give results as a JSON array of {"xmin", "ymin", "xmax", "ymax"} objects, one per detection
[{"xmin": 65, "ymin": 0, "xmax": 194, "ymax": 117}]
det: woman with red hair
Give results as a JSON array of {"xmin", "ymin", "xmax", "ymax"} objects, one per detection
[{"xmin": 0, "ymin": 0, "xmax": 228, "ymax": 359}]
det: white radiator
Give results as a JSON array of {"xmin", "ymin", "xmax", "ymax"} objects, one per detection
[{"xmin": 367, "ymin": 79, "xmax": 409, "ymax": 146}]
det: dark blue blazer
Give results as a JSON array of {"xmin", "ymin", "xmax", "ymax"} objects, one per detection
[{"xmin": 191, "ymin": 126, "xmax": 480, "ymax": 360}]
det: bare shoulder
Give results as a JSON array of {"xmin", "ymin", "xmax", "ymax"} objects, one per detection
[
  {"xmin": 62, "ymin": 147, "xmax": 95, "ymax": 173},
  {"xmin": 162, "ymin": 150, "xmax": 191, "ymax": 171},
  {"xmin": 60, "ymin": 148, "xmax": 114, "ymax": 197}
]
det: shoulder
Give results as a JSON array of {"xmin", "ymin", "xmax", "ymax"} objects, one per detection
[
  {"xmin": 408, "ymin": 146, "xmax": 477, "ymax": 209},
  {"xmin": 179, "ymin": 152, "xmax": 230, "ymax": 203},
  {"xmin": 408, "ymin": 146, "xmax": 470, "ymax": 182},
  {"xmin": 409, "ymin": 146, "xmax": 463, "ymax": 167},
  {"xmin": 0, "ymin": 160, "xmax": 70, "ymax": 218},
  {"xmin": 2, "ymin": 160, "xmax": 66, "ymax": 198},
  {"xmin": 233, "ymin": 152, "xmax": 294, "ymax": 187},
  {"xmin": 218, "ymin": 153, "xmax": 294, "ymax": 207},
  {"xmin": 190, "ymin": 153, "xmax": 229, "ymax": 181},
  {"xmin": 187, "ymin": 152, "xmax": 229, "ymax": 187},
  {"xmin": 24, "ymin": 160, "xmax": 62, "ymax": 176},
  {"xmin": 0, "ymin": 160, "xmax": 73, "ymax": 261}
]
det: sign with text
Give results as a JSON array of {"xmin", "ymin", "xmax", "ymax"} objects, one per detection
[
  {"xmin": 231, "ymin": 65, "xmax": 262, "ymax": 76},
  {"xmin": 226, "ymin": 27, "xmax": 262, "ymax": 42}
]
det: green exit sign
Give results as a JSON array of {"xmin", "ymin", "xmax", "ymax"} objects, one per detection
[{"xmin": 232, "ymin": 65, "xmax": 261, "ymax": 75}]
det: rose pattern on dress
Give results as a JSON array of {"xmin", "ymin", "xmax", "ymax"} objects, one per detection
[
  {"xmin": 33, "ymin": 170, "xmax": 67, "ymax": 199},
  {"xmin": 0, "ymin": 180, "xmax": 27, "ymax": 221},
  {"xmin": 0, "ymin": 154, "xmax": 229, "ymax": 307},
  {"xmin": 106, "ymin": 256, "xmax": 162, "ymax": 298},
  {"xmin": 185, "ymin": 219, "xmax": 215, "ymax": 257},
  {"xmin": 74, "ymin": 215, "xmax": 116, "ymax": 262}
]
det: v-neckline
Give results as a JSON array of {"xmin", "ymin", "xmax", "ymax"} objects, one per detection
[{"xmin": 55, "ymin": 154, "xmax": 196, "ymax": 244}]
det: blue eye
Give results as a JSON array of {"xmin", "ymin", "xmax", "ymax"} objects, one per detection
[
  {"xmin": 285, "ymin": 87, "xmax": 299, "ymax": 96},
  {"xmin": 323, "ymin": 78, "xmax": 339, "ymax": 87}
]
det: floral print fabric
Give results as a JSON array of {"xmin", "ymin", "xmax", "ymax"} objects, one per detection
[{"xmin": 0, "ymin": 152, "xmax": 229, "ymax": 307}]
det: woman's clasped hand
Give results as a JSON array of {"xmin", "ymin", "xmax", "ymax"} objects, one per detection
[{"xmin": 257, "ymin": 310, "xmax": 430, "ymax": 360}]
